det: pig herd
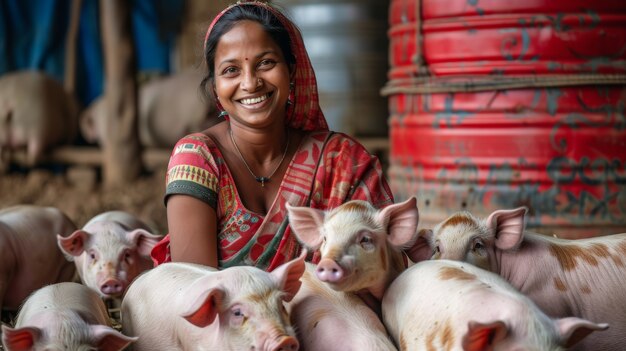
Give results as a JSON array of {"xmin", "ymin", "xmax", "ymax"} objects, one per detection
[{"xmin": 1, "ymin": 198, "xmax": 625, "ymax": 350}]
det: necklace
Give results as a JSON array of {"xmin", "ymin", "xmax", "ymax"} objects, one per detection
[{"xmin": 229, "ymin": 128, "xmax": 290, "ymax": 187}]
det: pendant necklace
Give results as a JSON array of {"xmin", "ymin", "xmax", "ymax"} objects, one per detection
[{"xmin": 229, "ymin": 128, "xmax": 290, "ymax": 187}]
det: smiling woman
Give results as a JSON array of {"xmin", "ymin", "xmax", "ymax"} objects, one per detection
[{"xmin": 150, "ymin": 0, "xmax": 394, "ymax": 271}]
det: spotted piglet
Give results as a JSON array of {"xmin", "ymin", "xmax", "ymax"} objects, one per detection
[
  {"xmin": 57, "ymin": 211, "xmax": 162, "ymax": 299},
  {"xmin": 418, "ymin": 207, "xmax": 626, "ymax": 351},
  {"xmin": 121, "ymin": 252, "xmax": 305, "ymax": 351},
  {"xmin": 382, "ymin": 259, "xmax": 607, "ymax": 351},
  {"xmin": 2, "ymin": 282, "xmax": 136, "ymax": 351},
  {"xmin": 286, "ymin": 197, "xmax": 427, "ymax": 312}
]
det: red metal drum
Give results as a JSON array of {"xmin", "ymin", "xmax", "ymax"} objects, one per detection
[
  {"xmin": 388, "ymin": 85, "xmax": 626, "ymax": 238},
  {"xmin": 388, "ymin": 0, "xmax": 626, "ymax": 78}
]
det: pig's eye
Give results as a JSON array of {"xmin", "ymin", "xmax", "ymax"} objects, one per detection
[
  {"xmin": 231, "ymin": 307, "xmax": 246, "ymax": 326},
  {"xmin": 433, "ymin": 245, "xmax": 441, "ymax": 256},
  {"xmin": 88, "ymin": 251, "xmax": 97, "ymax": 260},
  {"xmin": 472, "ymin": 239, "xmax": 486, "ymax": 255},
  {"xmin": 124, "ymin": 251, "xmax": 132, "ymax": 262}
]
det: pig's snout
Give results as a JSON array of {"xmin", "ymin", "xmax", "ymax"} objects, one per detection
[
  {"xmin": 100, "ymin": 278, "xmax": 124, "ymax": 296},
  {"xmin": 316, "ymin": 258, "xmax": 344, "ymax": 283},
  {"xmin": 271, "ymin": 335, "xmax": 299, "ymax": 351}
]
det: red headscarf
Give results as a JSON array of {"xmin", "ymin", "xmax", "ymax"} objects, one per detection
[{"xmin": 205, "ymin": 0, "xmax": 328, "ymax": 132}]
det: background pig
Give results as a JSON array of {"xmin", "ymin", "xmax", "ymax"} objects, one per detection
[
  {"xmin": 421, "ymin": 207, "xmax": 626, "ymax": 351},
  {"xmin": 80, "ymin": 69, "xmax": 217, "ymax": 148},
  {"xmin": 286, "ymin": 197, "xmax": 425, "ymax": 312},
  {"xmin": 2, "ymin": 282, "xmax": 136, "ymax": 351},
  {"xmin": 57, "ymin": 210, "xmax": 161, "ymax": 299},
  {"xmin": 121, "ymin": 253, "xmax": 305, "ymax": 351},
  {"xmin": 287, "ymin": 262, "xmax": 397, "ymax": 351},
  {"xmin": 0, "ymin": 205, "xmax": 76, "ymax": 314},
  {"xmin": 382, "ymin": 259, "xmax": 607, "ymax": 351},
  {"xmin": 0, "ymin": 70, "xmax": 79, "ymax": 170}
]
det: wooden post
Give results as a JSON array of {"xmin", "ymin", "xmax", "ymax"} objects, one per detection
[{"xmin": 99, "ymin": 0, "xmax": 142, "ymax": 186}]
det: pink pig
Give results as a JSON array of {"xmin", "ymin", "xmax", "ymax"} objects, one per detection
[
  {"xmin": 121, "ymin": 252, "xmax": 305, "ymax": 351},
  {"xmin": 56, "ymin": 211, "xmax": 161, "ymax": 299},
  {"xmin": 0, "ymin": 205, "xmax": 77, "ymax": 313},
  {"xmin": 287, "ymin": 262, "xmax": 398, "ymax": 351},
  {"xmin": 2, "ymin": 282, "xmax": 136, "ymax": 351},
  {"xmin": 382, "ymin": 259, "xmax": 607, "ymax": 351},
  {"xmin": 419, "ymin": 207, "xmax": 626, "ymax": 351},
  {"xmin": 286, "ymin": 197, "xmax": 424, "ymax": 312}
]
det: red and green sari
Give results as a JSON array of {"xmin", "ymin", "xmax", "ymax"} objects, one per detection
[{"xmin": 150, "ymin": 1, "xmax": 394, "ymax": 271}]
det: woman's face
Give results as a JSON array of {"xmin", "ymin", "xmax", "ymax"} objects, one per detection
[{"xmin": 214, "ymin": 20, "xmax": 292, "ymax": 129}]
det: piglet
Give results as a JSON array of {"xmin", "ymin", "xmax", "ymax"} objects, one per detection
[
  {"xmin": 0, "ymin": 70, "xmax": 79, "ymax": 170},
  {"xmin": 2, "ymin": 282, "xmax": 136, "ymax": 351},
  {"xmin": 286, "ymin": 197, "xmax": 425, "ymax": 312},
  {"xmin": 420, "ymin": 207, "xmax": 626, "ymax": 351},
  {"xmin": 0, "ymin": 205, "xmax": 76, "ymax": 313},
  {"xmin": 120, "ymin": 252, "xmax": 305, "ymax": 350},
  {"xmin": 382, "ymin": 259, "xmax": 608, "ymax": 351},
  {"xmin": 287, "ymin": 262, "xmax": 397, "ymax": 351},
  {"xmin": 57, "ymin": 211, "xmax": 161, "ymax": 299}
]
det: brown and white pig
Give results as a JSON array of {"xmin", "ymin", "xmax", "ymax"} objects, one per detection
[
  {"xmin": 80, "ymin": 69, "xmax": 217, "ymax": 148},
  {"xmin": 0, "ymin": 70, "xmax": 79, "ymax": 170},
  {"xmin": 382, "ymin": 259, "xmax": 608, "ymax": 351},
  {"xmin": 286, "ymin": 197, "xmax": 427, "ymax": 313},
  {"xmin": 287, "ymin": 262, "xmax": 398, "ymax": 351},
  {"xmin": 2, "ymin": 282, "xmax": 136, "ymax": 351},
  {"xmin": 0, "ymin": 205, "xmax": 77, "ymax": 314},
  {"xmin": 420, "ymin": 207, "xmax": 626, "ymax": 351},
  {"xmin": 57, "ymin": 211, "xmax": 162, "ymax": 299},
  {"xmin": 120, "ymin": 252, "xmax": 305, "ymax": 351}
]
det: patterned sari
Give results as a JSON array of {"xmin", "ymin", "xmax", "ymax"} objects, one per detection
[{"xmin": 150, "ymin": 1, "xmax": 394, "ymax": 271}]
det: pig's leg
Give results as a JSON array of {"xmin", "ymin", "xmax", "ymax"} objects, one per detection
[{"xmin": 26, "ymin": 138, "xmax": 43, "ymax": 166}]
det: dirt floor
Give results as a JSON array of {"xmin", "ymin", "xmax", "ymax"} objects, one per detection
[{"xmin": 0, "ymin": 166, "xmax": 169, "ymax": 235}]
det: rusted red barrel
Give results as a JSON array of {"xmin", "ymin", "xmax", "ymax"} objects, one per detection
[
  {"xmin": 389, "ymin": 0, "xmax": 626, "ymax": 78},
  {"xmin": 387, "ymin": 85, "xmax": 626, "ymax": 238}
]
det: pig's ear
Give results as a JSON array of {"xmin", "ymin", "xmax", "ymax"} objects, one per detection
[
  {"xmin": 271, "ymin": 250, "xmax": 307, "ymax": 302},
  {"xmin": 286, "ymin": 203, "xmax": 326, "ymax": 249},
  {"xmin": 404, "ymin": 229, "xmax": 433, "ymax": 263},
  {"xmin": 91, "ymin": 325, "xmax": 138, "ymax": 351},
  {"xmin": 555, "ymin": 317, "xmax": 609, "ymax": 348},
  {"xmin": 1, "ymin": 325, "xmax": 41, "ymax": 351},
  {"xmin": 462, "ymin": 320, "xmax": 508, "ymax": 351},
  {"xmin": 57, "ymin": 230, "xmax": 90, "ymax": 257},
  {"xmin": 181, "ymin": 286, "xmax": 225, "ymax": 328},
  {"xmin": 486, "ymin": 207, "xmax": 527, "ymax": 251},
  {"xmin": 127, "ymin": 229, "xmax": 162, "ymax": 257},
  {"xmin": 376, "ymin": 197, "xmax": 419, "ymax": 248}
]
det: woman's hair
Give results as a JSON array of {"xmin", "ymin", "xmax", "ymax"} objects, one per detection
[{"xmin": 201, "ymin": 4, "xmax": 296, "ymax": 100}]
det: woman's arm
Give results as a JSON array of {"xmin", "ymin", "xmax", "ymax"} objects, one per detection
[{"xmin": 167, "ymin": 194, "xmax": 218, "ymax": 267}]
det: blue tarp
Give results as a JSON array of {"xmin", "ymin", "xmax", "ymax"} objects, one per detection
[{"xmin": 0, "ymin": 0, "xmax": 183, "ymax": 106}]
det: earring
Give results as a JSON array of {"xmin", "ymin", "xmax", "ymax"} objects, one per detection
[
  {"xmin": 219, "ymin": 110, "xmax": 229, "ymax": 118},
  {"xmin": 287, "ymin": 82, "xmax": 295, "ymax": 106}
]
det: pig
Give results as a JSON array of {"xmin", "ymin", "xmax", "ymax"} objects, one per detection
[
  {"xmin": 2, "ymin": 282, "xmax": 136, "ymax": 351},
  {"xmin": 419, "ymin": 207, "xmax": 626, "ymax": 351},
  {"xmin": 56, "ymin": 211, "xmax": 162, "ymax": 299},
  {"xmin": 120, "ymin": 252, "xmax": 305, "ymax": 351},
  {"xmin": 80, "ymin": 69, "xmax": 217, "ymax": 148},
  {"xmin": 0, "ymin": 205, "xmax": 77, "ymax": 314},
  {"xmin": 382, "ymin": 259, "xmax": 608, "ymax": 351},
  {"xmin": 287, "ymin": 262, "xmax": 398, "ymax": 350},
  {"xmin": 286, "ymin": 197, "xmax": 425, "ymax": 313},
  {"xmin": 0, "ymin": 70, "xmax": 79, "ymax": 170}
]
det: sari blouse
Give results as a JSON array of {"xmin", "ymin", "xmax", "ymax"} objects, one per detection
[{"xmin": 151, "ymin": 129, "xmax": 394, "ymax": 271}]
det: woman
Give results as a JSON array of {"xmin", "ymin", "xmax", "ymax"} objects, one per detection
[{"xmin": 151, "ymin": 0, "xmax": 393, "ymax": 271}]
